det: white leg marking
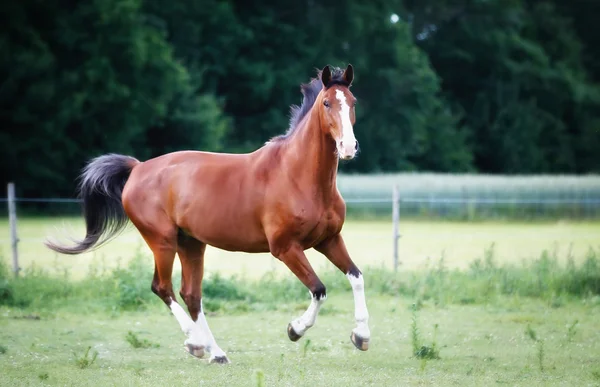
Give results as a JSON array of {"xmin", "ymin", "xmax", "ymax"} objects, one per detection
[
  {"xmin": 290, "ymin": 293, "xmax": 326, "ymax": 336},
  {"xmin": 335, "ymin": 89, "xmax": 357, "ymax": 158},
  {"xmin": 347, "ymin": 273, "xmax": 370, "ymax": 339},
  {"xmin": 169, "ymin": 299, "xmax": 207, "ymax": 347},
  {"xmin": 195, "ymin": 300, "xmax": 228, "ymax": 360}
]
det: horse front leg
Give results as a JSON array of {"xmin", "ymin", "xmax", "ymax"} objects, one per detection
[
  {"xmin": 315, "ymin": 234, "xmax": 370, "ymax": 351},
  {"xmin": 270, "ymin": 242, "xmax": 327, "ymax": 341}
]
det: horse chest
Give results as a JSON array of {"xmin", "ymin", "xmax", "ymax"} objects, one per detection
[{"xmin": 296, "ymin": 208, "xmax": 343, "ymax": 248}]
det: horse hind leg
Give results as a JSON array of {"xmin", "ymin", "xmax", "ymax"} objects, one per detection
[
  {"xmin": 178, "ymin": 232, "xmax": 230, "ymax": 364},
  {"xmin": 132, "ymin": 220, "xmax": 206, "ymax": 357}
]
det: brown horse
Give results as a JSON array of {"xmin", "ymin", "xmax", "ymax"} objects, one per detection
[{"xmin": 46, "ymin": 65, "xmax": 370, "ymax": 364}]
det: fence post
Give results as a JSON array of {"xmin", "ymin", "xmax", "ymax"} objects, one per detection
[
  {"xmin": 7, "ymin": 182, "xmax": 20, "ymax": 277},
  {"xmin": 392, "ymin": 184, "xmax": 400, "ymax": 272}
]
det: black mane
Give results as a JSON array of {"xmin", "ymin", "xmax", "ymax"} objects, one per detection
[{"xmin": 271, "ymin": 67, "xmax": 349, "ymax": 142}]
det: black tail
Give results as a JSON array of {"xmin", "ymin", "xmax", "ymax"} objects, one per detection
[{"xmin": 46, "ymin": 154, "xmax": 139, "ymax": 255}]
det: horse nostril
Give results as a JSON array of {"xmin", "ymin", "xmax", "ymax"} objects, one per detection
[
  {"xmin": 340, "ymin": 141, "xmax": 344, "ymax": 149},
  {"xmin": 354, "ymin": 141, "xmax": 359, "ymax": 151}
]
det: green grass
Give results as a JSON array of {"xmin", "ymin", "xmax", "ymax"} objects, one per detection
[
  {"xmin": 2, "ymin": 217, "xmax": 599, "ymax": 279},
  {"xmin": 1, "ymin": 294, "xmax": 599, "ymax": 386},
  {"xmin": 1, "ymin": 237, "xmax": 599, "ymax": 385}
]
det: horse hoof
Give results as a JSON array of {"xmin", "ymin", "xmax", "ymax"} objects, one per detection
[
  {"xmin": 184, "ymin": 343, "xmax": 206, "ymax": 358},
  {"xmin": 210, "ymin": 355, "xmax": 231, "ymax": 364},
  {"xmin": 351, "ymin": 332, "xmax": 369, "ymax": 351},
  {"xmin": 287, "ymin": 323, "xmax": 302, "ymax": 342}
]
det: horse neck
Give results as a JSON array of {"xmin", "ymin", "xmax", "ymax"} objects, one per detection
[{"xmin": 285, "ymin": 108, "xmax": 339, "ymax": 199}]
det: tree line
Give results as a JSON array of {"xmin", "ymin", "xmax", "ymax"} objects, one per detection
[{"xmin": 1, "ymin": 0, "xmax": 599, "ymax": 197}]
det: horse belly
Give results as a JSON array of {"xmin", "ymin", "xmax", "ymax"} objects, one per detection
[{"xmin": 180, "ymin": 201, "xmax": 270, "ymax": 253}]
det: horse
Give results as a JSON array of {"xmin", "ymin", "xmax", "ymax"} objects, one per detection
[{"xmin": 46, "ymin": 64, "xmax": 370, "ymax": 364}]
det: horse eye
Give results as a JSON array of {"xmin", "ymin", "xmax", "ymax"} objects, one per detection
[{"xmin": 323, "ymin": 100, "xmax": 330, "ymax": 107}]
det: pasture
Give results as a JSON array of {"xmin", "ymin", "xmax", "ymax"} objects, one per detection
[
  {"xmin": 1, "ymin": 294, "xmax": 600, "ymax": 386},
  {"xmin": 2, "ymin": 217, "xmax": 599, "ymax": 279},
  {"xmin": 1, "ymin": 216, "xmax": 600, "ymax": 386}
]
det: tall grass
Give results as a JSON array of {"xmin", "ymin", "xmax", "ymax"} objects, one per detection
[{"xmin": 1, "ymin": 246, "xmax": 599, "ymax": 312}]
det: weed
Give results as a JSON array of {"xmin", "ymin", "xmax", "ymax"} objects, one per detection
[
  {"xmin": 566, "ymin": 320, "xmax": 579, "ymax": 342},
  {"xmin": 525, "ymin": 324, "xmax": 538, "ymax": 341},
  {"xmin": 133, "ymin": 365, "xmax": 145, "ymax": 376},
  {"xmin": 302, "ymin": 339, "xmax": 311, "ymax": 357},
  {"xmin": 537, "ymin": 340, "xmax": 545, "ymax": 372},
  {"xmin": 38, "ymin": 372, "xmax": 49, "ymax": 381},
  {"xmin": 410, "ymin": 304, "xmax": 440, "ymax": 360},
  {"xmin": 73, "ymin": 346, "xmax": 98, "ymax": 369},
  {"xmin": 410, "ymin": 304, "xmax": 420, "ymax": 356},
  {"xmin": 0, "ymin": 345, "xmax": 7, "ymax": 354},
  {"xmin": 255, "ymin": 369, "xmax": 265, "ymax": 387},
  {"xmin": 125, "ymin": 331, "xmax": 159, "ymax": 349},
  {"xmin": 525, "ymin": 325, "xmax": 545, "ymax": 372}
]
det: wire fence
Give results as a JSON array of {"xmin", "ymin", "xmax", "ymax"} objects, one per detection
[{"xmin": 3, "ymin": 183, "xmax": 600, "ymax": 278}]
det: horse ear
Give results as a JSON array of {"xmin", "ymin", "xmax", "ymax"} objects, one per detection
[
  {"xmin": 343, "ymin": 64, "xmax": 354, "ymax": 85},
  {"xmin": 321, "ymin": 65, "xmax": 331, "ymax": 87}
]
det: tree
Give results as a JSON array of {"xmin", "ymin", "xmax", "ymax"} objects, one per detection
[
  {"xmin": 307, "ymin": 0, "xmax": 473, "ymax": 172},
  {"xmin": 407, "ymin": 0, "xmax": 600, "ymax": 173},
  {"xmin": 0, "ymin": 0, "xmax": 228, "ymax": 196}
]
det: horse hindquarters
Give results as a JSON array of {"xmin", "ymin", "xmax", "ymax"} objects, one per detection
[{"xmin": 122, "ymin": 174, "xmax": 230, "ymax": 364}]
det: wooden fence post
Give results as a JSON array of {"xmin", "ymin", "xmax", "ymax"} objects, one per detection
[
  {"xmin": 392, "ymin": 185, "xmax": 400, "ymax": 272},
  {"xmin": 7, "ymin": 182, "xmax": 20, "ymax": 277}
]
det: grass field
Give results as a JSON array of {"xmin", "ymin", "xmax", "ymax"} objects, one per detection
[
  {"xmin": 2, "ymin": 216, "xmax": 600, "ymax": 386},
  {"xmin": 1, "ymin": 294, "xmax": 600, "ymax": 386},
  {"xmin": 1, "ymin": 217, "xmax": 599, "ymax": 279}
]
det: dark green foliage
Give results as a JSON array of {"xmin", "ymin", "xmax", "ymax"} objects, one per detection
[
  {"xmin": 407, "ymin": 0, "xmax": 600, "ymax": 174},
  {"xmin": 0, "ymin": 0, "xmax": 228, "ymax": 197},
  {"xmin": 2, "ymin": 1, "xmax": 600, "ymax": 198}
]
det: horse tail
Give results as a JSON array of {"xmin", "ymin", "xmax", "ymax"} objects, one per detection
[{"xmin": 45, "ymin": 154, "xmax": 140, "ymax": 255}]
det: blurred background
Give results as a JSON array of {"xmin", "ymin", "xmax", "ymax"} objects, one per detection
[
  {"xmin": 1, "ymin": 0, "xmax": 600, "ymax": 277},
  {"xmin": 2, "ymin": 2, "xmax": 600, "ymax": 382}
]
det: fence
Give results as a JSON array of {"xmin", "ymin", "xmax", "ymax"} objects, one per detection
[{"xmin": 3, "ymin": 182, "xmax": 600, "ymax": 278}]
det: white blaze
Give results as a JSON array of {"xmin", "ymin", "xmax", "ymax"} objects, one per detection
[
  {"xmin": 335, "ymin": 89, "xmax": 357, "ymax": 158},
  {"xmin": 347, "ymin": 273, "xmax": 370, "ymax": 339}
]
